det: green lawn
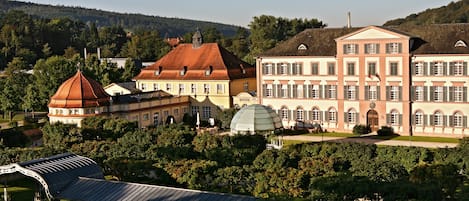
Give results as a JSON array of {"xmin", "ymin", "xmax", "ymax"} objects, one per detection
[
  {"xmin": 283, "ymin": 140, "xmax": 309, "ymax": 146},
  {"xmin": 368, "ymin": 135, "xmax": 460, "ymax": 143},
  {"xmin": 298, "ymin": 132, "xmax": 460, "ymax": 144},
  {"xmin": 3, "ymin": 179, "xmax": 36, "ymax": 200}
]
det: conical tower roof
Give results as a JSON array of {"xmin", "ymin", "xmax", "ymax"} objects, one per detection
[{"xmin": 48, "ymin": 70, "xmax": 110, "ymax": 108}]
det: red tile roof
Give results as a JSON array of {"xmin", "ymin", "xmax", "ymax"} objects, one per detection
[
  {"xmin": 49, "ymin": 70, "xmax": 110, "ymax": 108},
  {"xmin": 134, "ymin": 43, "xmax": 255, "ymax": 80}
]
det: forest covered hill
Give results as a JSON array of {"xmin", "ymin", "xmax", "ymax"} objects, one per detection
[
  {"xmin": 384, "ymin": 0, "xmax": 469, "ymax": 26},
  {"xmin": 0, "ymin": 0, "xmax": 241, "ymax": 36}
]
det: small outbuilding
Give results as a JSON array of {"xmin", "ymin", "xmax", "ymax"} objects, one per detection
[{"xmin": 230, "ymin": 104, "xmax": 283, "ymax": 135}]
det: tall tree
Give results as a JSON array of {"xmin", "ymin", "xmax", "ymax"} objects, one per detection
[{"xmin": 0, "ymin": 57, "xmax": 31, "ymax": 119}]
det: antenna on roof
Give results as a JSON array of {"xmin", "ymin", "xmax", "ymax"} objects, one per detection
[{"xmin": 347, "ymin": 12, "xmax": 352, "ymax": 28}]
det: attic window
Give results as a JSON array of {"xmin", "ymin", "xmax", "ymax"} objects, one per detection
[
  {"xmin": 298, "ymin": 44, "xmax": 308, "ymax": 50},
  {"xmin": 455, "ymin": 40, "xmax": 467, "ymax": 48},
  {"xmin": 180, "ymin": 66, "xmax": 187, "ymax": 76},
  {"xmin": 205, "ymin": 66, "xmax": 213, "ymax": 76}
]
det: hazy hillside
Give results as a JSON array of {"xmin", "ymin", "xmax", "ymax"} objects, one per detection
[
  {"xmin": 384, "ymin": 0, "xmax": 469, "ymax": 26},
  {"xmin": 0, "ymin": 0, "xmax": 241, "ymax": 36}
]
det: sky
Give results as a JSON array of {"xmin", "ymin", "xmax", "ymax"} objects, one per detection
[{"xmin": 25, "ymin": 0, "xmax": 455, "ymax": 28}]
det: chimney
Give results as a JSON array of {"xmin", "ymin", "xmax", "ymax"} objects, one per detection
[
  {"xmin": 84, "ymin": 48, "xmax": 87, "ymax": 60},
  {"xmin": 347, "ymin": 12, "xmax": 352, "ymax": 28}
]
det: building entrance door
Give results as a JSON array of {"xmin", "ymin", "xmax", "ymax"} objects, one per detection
[{"xmin": 367, "ymin": 110, "xmax": 379, "ymax": 132}]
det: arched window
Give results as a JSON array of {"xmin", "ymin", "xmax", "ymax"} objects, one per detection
[
  {"xmin": 455, "ymin": 40, "xmax": 467, "ymax": 48},
  {"xmin": 298, "ymin": 43, "xmax": 308, "ymax": 50},
  {"xmin": 414, "ymin": 110, "xmax": 424, "ymax": 126},
  {"xmin": 453, "ymin": 112, "xmax": 463, "ymax": 127},
  {"xmin": 347, "ymin": 108, "xmax": 357, "ymax": 124},
  {"xmin": 433, "ymin": 111, "xmax": 443, "ymax": 126},
  {"xmin": 312, "ymin": 107, "xmax": 320, "ymax": 121},
  {"xmin": 281, "ymin": 107, "xmax": 289, "ymax": 120},
  {"xmin": 390, "ymin": 110, "xmax": 399, "ymax": 125}
]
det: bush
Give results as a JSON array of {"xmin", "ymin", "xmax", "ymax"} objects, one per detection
[
  {"xmin": 352, "ymin": 124, "xmax": 371, "ymax": 135},
  {"xmin": 377, "ymin": 126, "xmax": 394, "ymax": 136}
]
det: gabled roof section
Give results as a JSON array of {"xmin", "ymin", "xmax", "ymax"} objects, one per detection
[
  {"xmin": 259, "ymin": 27, "xmax": 360, "ymax": 57},
  {"xmin": 104, "ymin": 82, "xmax": 141, "ymax": 94},
  {"xmin": 59, "ymin": 177, "xmax": 257, "ymax": 201},
  {"xmin": 134, "ymin": 43, "xmax": 255, "ymax": 80},
  {"xmin": 336, "ymin": 26, "xmax": 412, "ymax": 41}
]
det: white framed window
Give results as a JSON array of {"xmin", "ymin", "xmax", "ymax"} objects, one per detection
[
  {"xmin": 386, "ymin": 43, "xmax": 401, "ymax": 54},
  {"xmin": 390, "ymin": 62, "xmax": 399, "ymax": 76},
  {"xmin": 390, "ymin": 86, "xmax": 400, "ymax": 101},
  {"xmin": 217, "ymin": 84, "xmax": 224, "ymax": 94},
  {"xmin": 344, "ymin": 44, "xmax": 358, "ymax": 54},
  {"xmin": 153, "ymin": 83, "xmax": 159, "ymax": 91},
  {"xmin": 434, "ymin": 111, "xmax": 443, "ymax": 126},
  {"xmin": 415, "ymin": 86, "xmax": 424, "ymax": 101},
  {"xmin": 415, "ymin": 111, "xmax": 423, "ymax": 126},
  {"xmin": 296, "ymin": 108, "xmax": 304, "ymax": 121},
  {"xmin": 311, "ymin": 85, "xmax": 320, "ymax": 99},
  {"xmin": 347, "ymin": 63, "xmax": 355, "ymax": 75},
  {"xmin": 141, "ymin": 83, "xmax": 147, "ymax": 91},
  {"xmin": 347, "ymin": 86, "xmax": 356, "ymax": 100},
  {"xmin": 266, "ymin": 85, "xmax": 273, "ymax": 97},
  {"xmin": 281, "ymin": 107, "xmax": 289, "ymax": 120},
  {"xmin": 191, "ymin": 84, "xmax": 197, "ymax": 94},
  {"xmin": 203, "ymin": 106, "xmax": 211, "ymax": 119},
  {"xmin": 328, "ymin": 63, "xmax": 335, "ymax": 75},
  {"xmin": 434, "ymin": 86, "xmax": 443, "ymax": 102},
  {"xmin": 179, "ymin": 84, "xmax": 185, "ymax": 94},
  {"xmin": 264, "ymin": 63, "xmax": 273, "ymax": 75},
  {"xmin": 454, "ymin": 86, "xmax": 464, "ymax": 102},
  {"xmin": 368, "ymin": 62, "xmax": 376, "ymax": 75},
  {"xmin": 166, "ymin": 83, "xmax": 172, "ymax": 91},
  {"xmin": 369, "ymin": 86, "xmax": 377, "ymax": 100},
  {"xmin": 281, "ymin": 84, "xmax": 288, "ymax": 98},
  {"xmin": 311, "ymin": 63, "xmax": 319, "ymax": 75},
  {"xmin": 348, "ymin": 109, "xmax": 356, "ymax": 124},
  {"xmin": 454, "ymin": 61, "xmax": 464, "ymax": 76},
  {"xmin": 279, "ymin": 63, "xmax": 288, "ymax": 75},
  {"xmin": 453, "ymin": 112, "xmax": 463, "ymax": 127},
  {"xmin": 365, "ymin": 43, "xmax": 379, "ymax": 54},
  {"xmin": 292, "ymin": 63, "xmax": 303, "ymax": 75},
  {"xmin": 328, "ymin": 108, "xmax": 337, "ymax": 122},
  {"xmin": 415, "ymin": 62, "xmax": 424, "ymax": 76},
  {"xmin": 204, "ymin": 84, "xmax": 210, "ymax": 94},
  {"xmin": 433, "ymin": 62, "xmax": 444, "ymax": 76},
  {"xmin": 312, "ymin": 107, "xmax": 320, "ymax": 121},
  {"xmin": 390, "ymin": 110, "xmax": 399, "ymax": 125},
  {"xmin": 329, "ymin": 85, "xmax": 337, "ymax": 99}
]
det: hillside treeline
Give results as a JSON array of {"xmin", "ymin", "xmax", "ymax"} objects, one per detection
[
  {"xmin": 385, "ymin": 0, "xmax": 469, "ymax": 26},
  {"xmin": 1, "ymin": 119, "xmax": 469, "ymax": 201}
]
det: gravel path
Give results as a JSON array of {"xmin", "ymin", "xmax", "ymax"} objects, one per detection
[{"xmin": 281, "ymin": 135, "xmax": 458, "ymax": 148}]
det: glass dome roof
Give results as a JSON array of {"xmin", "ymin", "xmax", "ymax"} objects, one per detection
[{"xmin": 230, "ymin": 104, "xmax": 283, "ymax": 135}]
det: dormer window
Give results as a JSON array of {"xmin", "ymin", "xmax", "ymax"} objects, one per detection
[
  {"xmin": 155, "ymin": 66, "xmax": 163, "ymax": 75},
  {"xmin": 205, "ymin": 66, "xmax": 213, "ymax": 76},
  {"xmin": 180, "ymin": 66, "xmax": 187, "ymax": 76},
  {"xmin": 455, "ymin": 40, "xmax": 467, "ymax": 48},
  {"xmin": 298, "ymin": 44, "xmax": 308, "ymax": 50}
]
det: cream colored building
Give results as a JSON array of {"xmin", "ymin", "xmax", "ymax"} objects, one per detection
[
  {"xmin": 134, "ymin": 31, "xmax": 256, "ymax": 120},
  {"xmin": 49, "ymin": 71, "xmax": 189, "ymax": 128}
]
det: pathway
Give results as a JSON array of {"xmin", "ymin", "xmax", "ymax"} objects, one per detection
[{"xmin": 281, "ymin": 135, "xmax": 458, "ymax": 148}]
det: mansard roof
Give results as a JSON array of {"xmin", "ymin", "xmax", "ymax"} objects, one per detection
[
  {"xmin": 260, "ymin": 24, "xmax": 469, "ymax": 57},
  {"xmin": 134, "ymin": 43, "xmax": 255, "ymax": 81}
]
